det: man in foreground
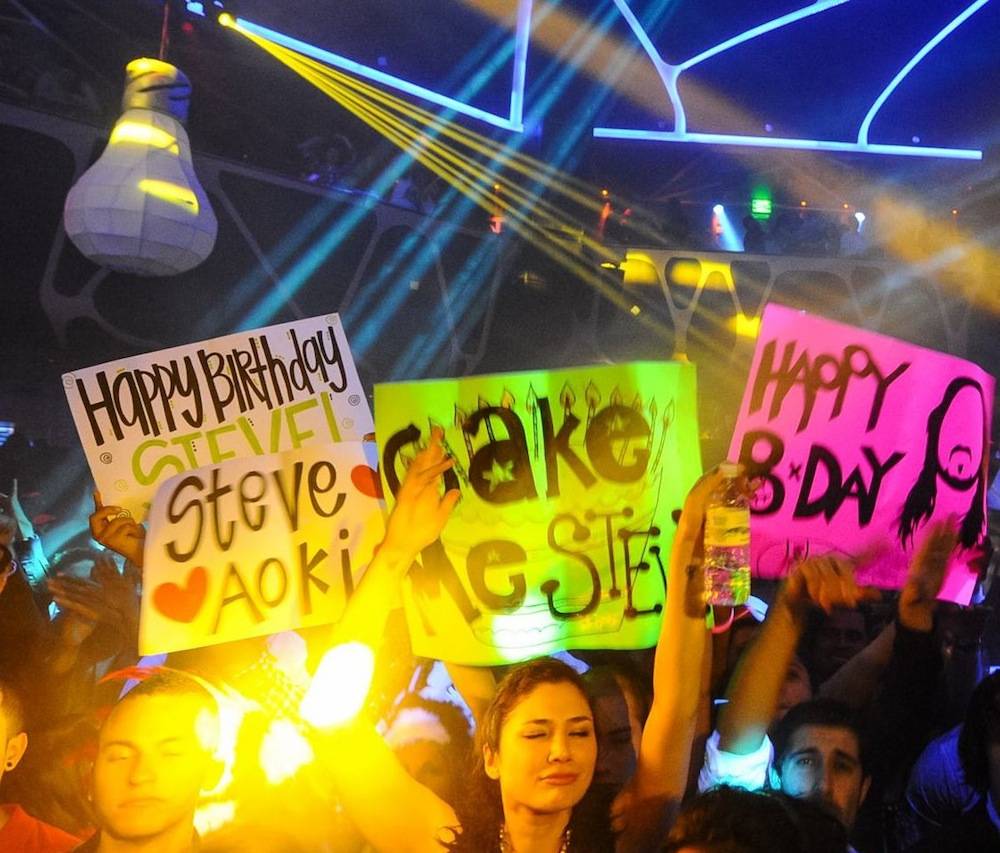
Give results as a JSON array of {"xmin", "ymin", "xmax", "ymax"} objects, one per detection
[{"xmin": 74, "ymin": 671, "xmax": 221, "ymax": 853}]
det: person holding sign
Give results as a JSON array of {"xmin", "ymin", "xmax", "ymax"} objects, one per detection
[
  {"xmin": 698, "ymin": 521, "xmax": 957, "ymax": 848},
  {"xmin": 310, "ymin": 428, "xmax": 731, "ymax": 853},
  {"xmin": 88, "ymin": 493, "xmax": 146, "ymax": 568}
]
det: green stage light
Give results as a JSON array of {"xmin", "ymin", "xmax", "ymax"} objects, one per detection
[{"xmin": 750, "ymin": 197, "xmax": 772, "ymax": 219}]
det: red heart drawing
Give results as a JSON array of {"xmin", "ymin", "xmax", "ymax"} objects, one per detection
[
  {"xmin": 351, "ymin": 464, "xmax": 384, "ymax": 500},
  {"xmin": 153, "ymin": 567, "xmax": 208, "ymax": 623}
]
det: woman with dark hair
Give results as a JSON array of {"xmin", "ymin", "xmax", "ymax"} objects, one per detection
[
  {"xmin": 442, "ymin": 657, "xmax": 612, "ymax": 852},
  {"xmin": 316, "ymin": 429, "xmax": 724, "ymax": 852},
  {"xmin": 898, "ymin": 376, "xmax": 988, "ymax": 551}
]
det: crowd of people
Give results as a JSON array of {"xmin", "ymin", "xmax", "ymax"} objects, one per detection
[{"xmin": 1, "ymin": 428, "xmax": 998, "ymax": 852}]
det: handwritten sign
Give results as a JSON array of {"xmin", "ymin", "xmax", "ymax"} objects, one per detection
[
  {"xmin": 375, "ymin": 362, "xmax": 702, "ymax": 665},
  {"xmin": 140, "ymin": 443, "xmax": 385, "ymax": 654},
  {"xmin": 63, "ymin": 315, "xmax": 372, "ymax": 518},
  {"xmin": 730, "ymin": 304, "xmax": 994, "ymax": 604}
]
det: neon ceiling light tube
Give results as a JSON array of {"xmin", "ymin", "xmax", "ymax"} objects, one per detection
[
  {"xmin": 600, "ymin": 0, "xmax": 984, "ymax": 160},
  {"xmin": 609, "ymin": 0, "xmax": 850, "ymax": 135},
  {"xmin": 592, "ymin": 128, "xmax": 983, "ymax": 159},
  {"xmin": 233, "ymin": 16, "xmax": 528, "ymax": 131},
  {"xmin": 679, "ymin": 0, "xmax": 851, "ymax": 70},
  {"xmin": 858, "ymin": 0, "xmax": 991, "ymax": 145}
]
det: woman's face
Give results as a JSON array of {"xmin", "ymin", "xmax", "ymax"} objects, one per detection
[{"xmin": 485, "ymin": 681, "xmax": 597, "ymax": 815}]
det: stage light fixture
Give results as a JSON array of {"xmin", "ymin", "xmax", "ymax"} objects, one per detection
[
  {"xmin": 63, "ymin": 58, "xmax": 217, "ymax": 276},
  {"xmin": 750, "ymin": 198, "xmax": 772, "ymax": 218},
  {"xmin": 712, "ymin": 203, "xmax": 724, "ymax": 214}
]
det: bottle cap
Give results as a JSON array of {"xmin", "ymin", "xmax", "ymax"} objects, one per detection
[{"xmin": 719, "ymin": 461, "xmax": 740, "ymax": 478}]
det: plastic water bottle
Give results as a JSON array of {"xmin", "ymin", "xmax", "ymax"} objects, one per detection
[{"xmin": 703, "ymin": 462, "xmax": 751, "ymax": 606}]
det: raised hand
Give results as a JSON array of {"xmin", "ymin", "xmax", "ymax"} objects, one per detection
[
  {"xmin": 672, "ymin": 465, "xmax": 756, "ymax": 618},
  {"xmin": 899, "ymin": 519, "xmax": 958, "ymax": 631},
  {"xmin": 47, "ymin": 552, "xmax": 139, "ymax": 646},
  {"xmin": 381, "ymin": 427, "xmax": 461, "ymax": 559},
  {"xmin": 47, "ymin": 575, "xmax": 102, "ymax": 647},
  {"xmin": 89, "ymin": 490, "xmax": 146, "ymax": 566},
  {"xmin": 781, "ymin": 554, "xmax": 881, "ymax": 617}
]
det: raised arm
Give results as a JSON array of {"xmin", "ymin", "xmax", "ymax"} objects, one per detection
[
  {"xmin": 332, "ymin": 428, "xmax": 459, "ymax": 648},
  {"xmin": 444, "ymin": 662, "xmax": 496, "ymax": 728},
  {"xmin": 316, "ymin": 428, "xmax": 462, "ymax": 853},
  {"xmin": 862, "ymin": 521, "xmax": 954, "ymax": 787},
  {"xmin": 615, "ymin": 468, "xmax": 725, "ymax": 848},
  {"xmin": 5, "ymin": 479, "xmax": 50, "ymax": 584},
  {"xmin": 717, "ymin": 556, "xmax": 879, "ymax": 755},
  {"xmin": 821, "ymin": 520, "xmax": 956, "ymax": 708}
]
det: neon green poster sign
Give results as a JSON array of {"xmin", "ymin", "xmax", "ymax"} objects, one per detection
[{"xmin": 375, "ymin": 361, "xmax": 702, "ymax": 665}]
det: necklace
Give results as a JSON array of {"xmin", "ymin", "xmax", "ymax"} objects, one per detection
[{"xmin": 498, "ymin": 824, "xmax": 571, "ymax": 852}]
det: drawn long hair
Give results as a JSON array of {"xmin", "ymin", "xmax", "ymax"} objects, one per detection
[{"xmin": 898, "ymin": 376, "xmax": 987, "ymax": 549}]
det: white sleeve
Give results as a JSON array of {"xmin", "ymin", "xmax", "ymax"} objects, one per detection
[
  {"xmin": 697, "ymin": 729, "xmax": 772, "ymax": 793},
  {"xmin": 19, "ymin": 535, "xmax": 50, "ymax": 585}
]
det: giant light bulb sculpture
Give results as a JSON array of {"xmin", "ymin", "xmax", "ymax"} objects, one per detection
[{"xmin": 64, "ymin": 58, "xmax": 217, "ymax": 276}]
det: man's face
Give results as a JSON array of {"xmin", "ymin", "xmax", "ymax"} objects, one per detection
[
  {"xmin": 776, "ymin": 657, "xmax": 813, "ymax": 721},
  {"xmin": 814, "ymin": 611, "xmax": 867, "ymax": 681},
  {"xmin": 93, "ymin": 693, "xmax": 217, "ymax": 842},
  {"xmin": 778, "ymin": 724, "xmax": 870, "ymax": 828}
]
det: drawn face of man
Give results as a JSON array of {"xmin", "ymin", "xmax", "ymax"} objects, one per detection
[{"xmin": 937, "ymin": 383, "xmax": 984, "ymax": 487}]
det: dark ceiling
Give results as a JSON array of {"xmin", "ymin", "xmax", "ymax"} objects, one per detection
[{"xmin": 4, "ymin": 0, "xmax": 999, "ymax": 216}]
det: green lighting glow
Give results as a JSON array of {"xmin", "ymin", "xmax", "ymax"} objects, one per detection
[{"xmin": 750, "ymin": 198, "xmax": 773, "ymax": 219}]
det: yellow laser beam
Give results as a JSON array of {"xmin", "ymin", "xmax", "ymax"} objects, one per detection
[
  {"xmin": 234, "ymin": 21, "xmax": 670, "ymax": 247},
  {"xmin": 231, "ymin": 25, "xmax": 686, "ymax": 343}
]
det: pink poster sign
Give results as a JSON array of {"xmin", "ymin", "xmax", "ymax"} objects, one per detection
[{"xmin": 729, "ymin": 304, "xmax": 994, "ymax": 605}]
